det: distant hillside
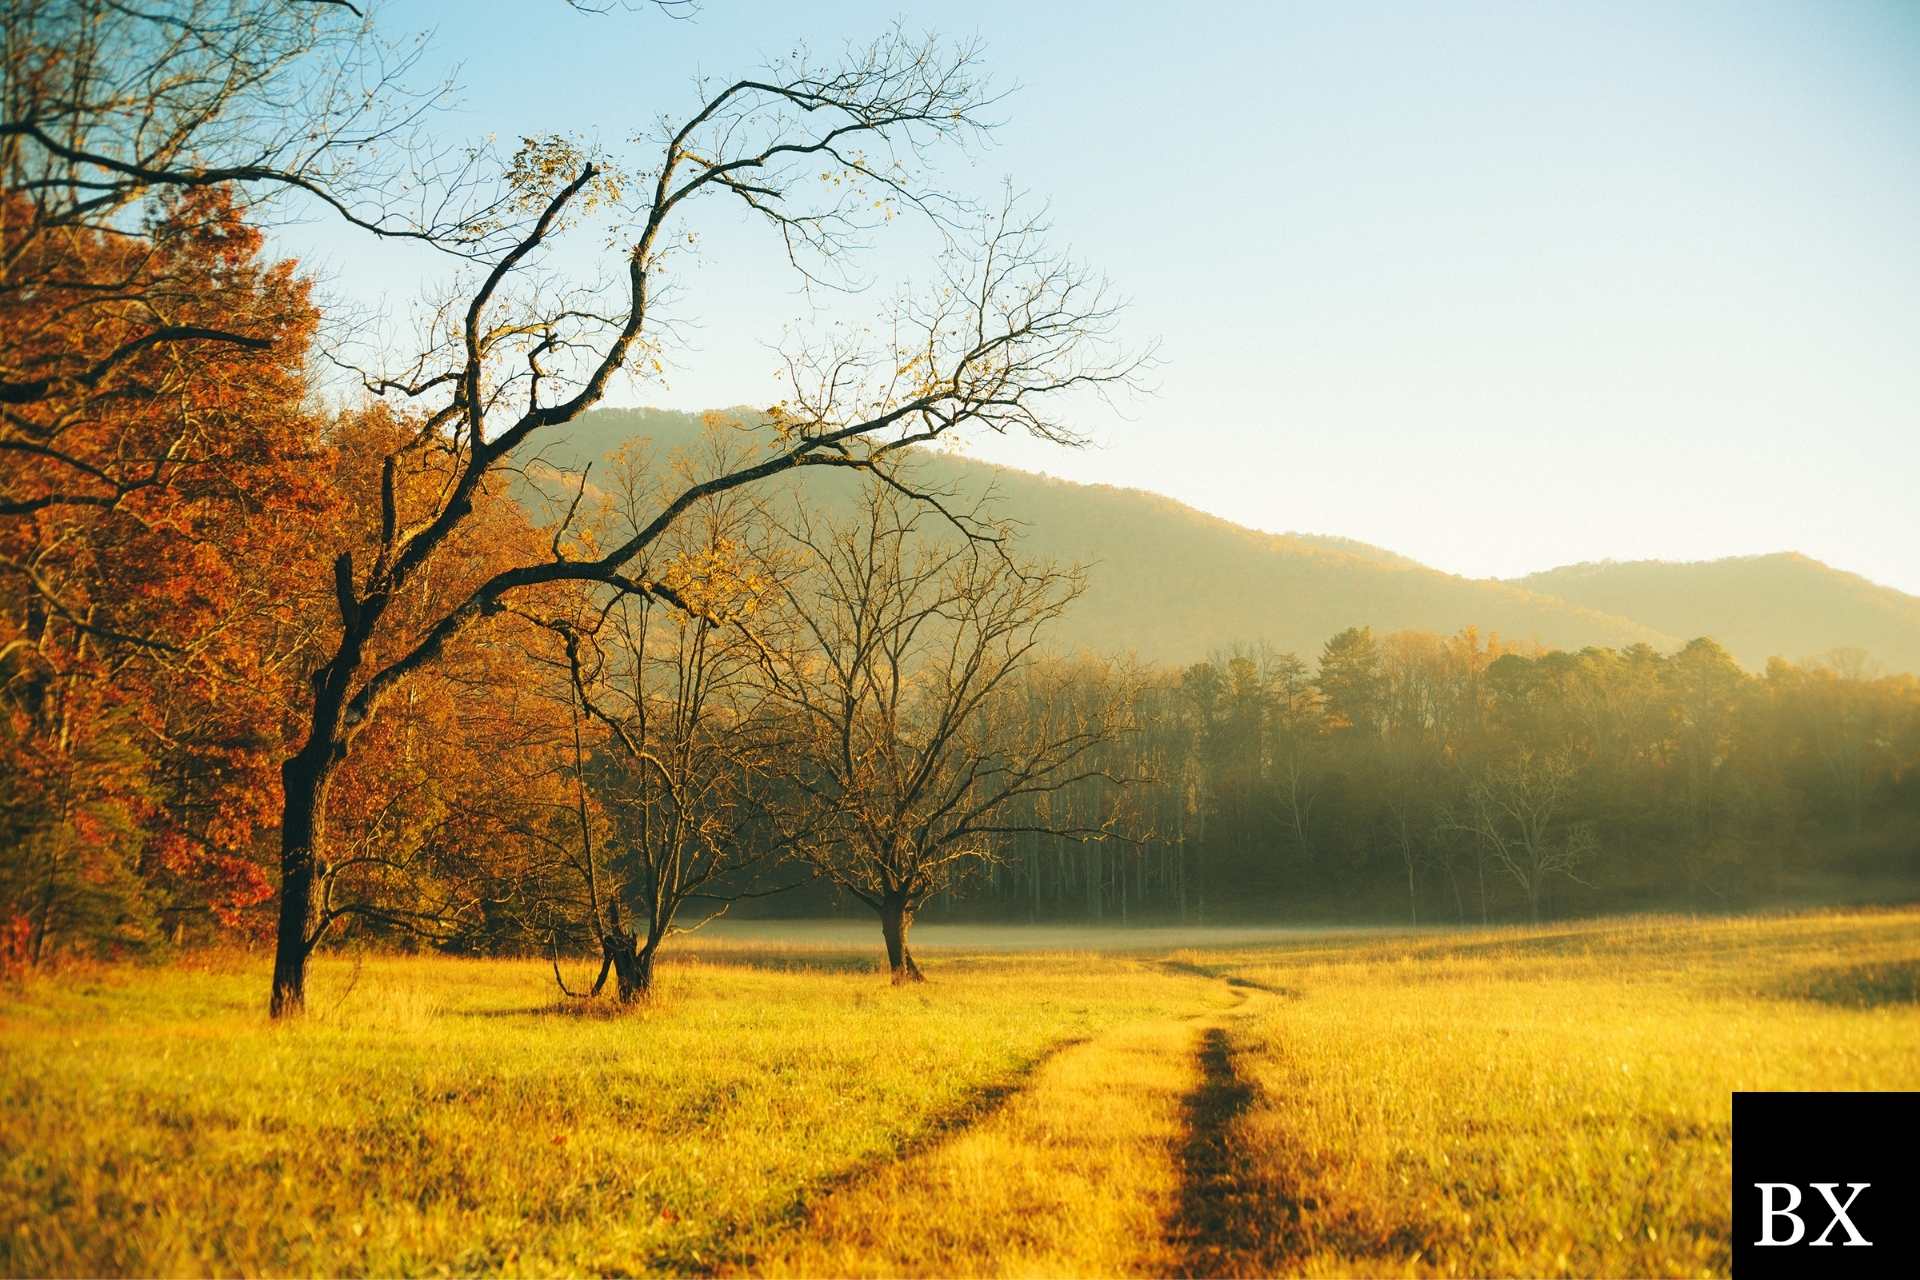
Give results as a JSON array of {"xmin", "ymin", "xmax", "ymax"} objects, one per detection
[
  {"xmin": 518, "ymin": 408, "xmax": 1682, "ymax": 665},
  {"xmin": 526, "ymin": 410, "xmax": 1920, "ymax": 675},
  {"xmin": 1514, "ymin": 556, "xmax": 1920, "ymax": 674}
]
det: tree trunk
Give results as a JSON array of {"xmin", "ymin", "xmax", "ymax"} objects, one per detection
[
  {"xmin": 879, "ymin": 896, "xmax": 924, "ymax": 984},
  {"xmin": 272, "ymin": 558, "xmax": 371, "ymax": 1019},
  {"xmin": 30, "ymin": 850, "xmax": 55, "ymax": 965},
  {"xmin": 1176, "ymin": 835, "xmax": 1188, "ymax": 924},
  {"xmin": 605, "ymin": 932, "xmax": 656, "ymax": 1002},
  {"xmin": 270, "ymin": 749, "xmax": 329, "ymax": 1018}
]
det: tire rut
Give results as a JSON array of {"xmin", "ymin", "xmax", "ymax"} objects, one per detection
[
  {"xmin": 1167, "ymin": 978, "xmax": 1295, "ymax": 1278},
  {"xmin": 715, "ymin": 966, "xmax": 1287, "ymax": 1277}
]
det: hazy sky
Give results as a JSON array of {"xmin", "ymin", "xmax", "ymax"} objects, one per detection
[{"xmin": 296, "ymin": 1, "xmax": 1920, "ymax": 593}]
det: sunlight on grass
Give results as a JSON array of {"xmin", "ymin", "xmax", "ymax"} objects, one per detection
[
  {"xmin": 1205, "ymin": 909, "xmax": 1920, "ymax": 1277},
  {"xmin": 740, "ymin": 981, "xmax": 1240, "ymax": 1278},
  {"xmin": 0, "ymin": 949, "xmax": 1190, "ymax": 1276},
  {"xmin": 4, "ymin": 912, "xmax": 1918, "ymax": 1277}
]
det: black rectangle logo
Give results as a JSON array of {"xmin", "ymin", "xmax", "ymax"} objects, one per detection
[{"xmin": 1732, "ymin": 1091, "xmax": 1920, "ymax": 1277}]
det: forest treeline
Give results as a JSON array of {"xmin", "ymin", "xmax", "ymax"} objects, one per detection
[
  {"xmin": 907, "ymin": 630, "xmax": 1920, "ymax": 927},
  {"xmin": 4, "ymin": 2, "xmax": 1916, "ymax": 1000}
]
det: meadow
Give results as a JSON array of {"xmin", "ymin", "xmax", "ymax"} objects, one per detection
[{"xmin": 3, "ymin": 909, "xmax": 1917, "ymax": 1278}]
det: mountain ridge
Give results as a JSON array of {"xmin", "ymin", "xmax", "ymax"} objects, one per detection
[
  {"xmin": 1513, "ymin": 553, "xmax": 1920, "ymax": 673},
  {"xmin": 515, "ymin": 407, "xmax": 1919, "ymax": 673}
]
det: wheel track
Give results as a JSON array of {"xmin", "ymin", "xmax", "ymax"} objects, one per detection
[{"xmin": 719, "ymin": 963, "xmax": 1285, "ymax": 1277}]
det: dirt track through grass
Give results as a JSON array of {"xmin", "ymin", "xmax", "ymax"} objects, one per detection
[
  {"xmin": 1169, "ymin": 1024, "xmax": 1262, "ymax": 1276},
  {"xmin": 1161, "ymin": 976, "xmax": 1300, "ymax": 1278},
  {"xmin": 705, "ymin": 1029, "xmax": 1095, "ymax": 1274},
  {"xmin": 738, "ymin": 971, "xmax": 1285, "ymax": 1278}
]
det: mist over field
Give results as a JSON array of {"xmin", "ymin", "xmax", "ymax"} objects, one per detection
[{"xmin": 690, "ymin": 920, "xmax": 1403, "ymax": 954}]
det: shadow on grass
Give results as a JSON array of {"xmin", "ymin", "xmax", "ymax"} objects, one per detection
[
  {"xmin": 1156, "ymin": 958, "xmax": 1301, "ymax": 1000},
  {"xmin": 674, "ymin": 948, "xmax": 880, "ymax": 976},
  {"xmin": 1776, "ymin": 958, "xmax": 1920, "ymax": 1009},
  {"xmin": 458, "ymin": 1001, "xmax": 645, "ymax": 1020}
]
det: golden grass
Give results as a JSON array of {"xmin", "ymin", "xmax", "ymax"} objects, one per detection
[
  {"xmin": 741, "ymin": 980, "xmax": 1246, "ymax": 1278},
  {"xmin": 1188, "ymin": 908, "xmax": 1920, "ymax": 1278},
  {"xmin": 0, "ymin": 947, "xmax": 1195, "ymax": 1277},
  {"xmin": 2, "ymin": 910, "xmax": 1916, "ymax": 1278}
]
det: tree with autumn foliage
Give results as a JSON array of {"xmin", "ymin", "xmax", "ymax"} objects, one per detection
[
  {"xmin": 1, "ymin": 187, "xmax": 323, "ymax": 957},
  {"xmin": 296, "ymin": 409, "xmax": 582, "ymax": 957},
  {"xmin": 0, "ymin": 0, "xmax": 496, "ymax": 962},
  {"xmin": 0, "ymin": 184, "xmax": 571, "ymax": 963}
]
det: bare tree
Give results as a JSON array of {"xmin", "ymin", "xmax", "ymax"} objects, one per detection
[
  {"xmin": 537, "ymin": 442, "xmax": 798, "ymax": 1002},
  {"xmin": 1443, "ymin": 750, "xmax": 1596, "ymax": 923},
  {"xmin": 265, "ymin": 30, "xmax": 1142, "ymax": 1015},
  {"xmin": 774, "ymin": 482, "xmax": 1132, "ymax": 982},
  {"xmin": 0, "ymin": 0, "xmax": 479, "ymax": 245}
]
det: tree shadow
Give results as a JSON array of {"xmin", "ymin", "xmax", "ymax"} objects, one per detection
[
  {"xmin": 457, "ymin": 1001, "xmax": 640, "ymax": 1020},
  {"xmin": 1156, "ymin": 958, "xmax": 1301, "ymax": 1000},
  {"xmin": 1776, "ymin": 958, "xmax": 1920, "ymax": 1009},
  {"xmin": 673, "ymin": 947, "xmax": 881, "ymax": 976}
]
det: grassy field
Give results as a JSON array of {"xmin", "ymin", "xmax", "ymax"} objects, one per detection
[
  {"xmin": 1172, "ymin": 912, "xmax": 1920, "ymax": 1276},
  {"xmin": 3, "ymin": 910, "xmax": 1917, "ymax": 1277}
]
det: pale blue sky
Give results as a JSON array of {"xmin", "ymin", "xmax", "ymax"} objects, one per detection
[{"xmin": 294, "ymin": 1, "xmax": 1920, "ymax": 593}]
